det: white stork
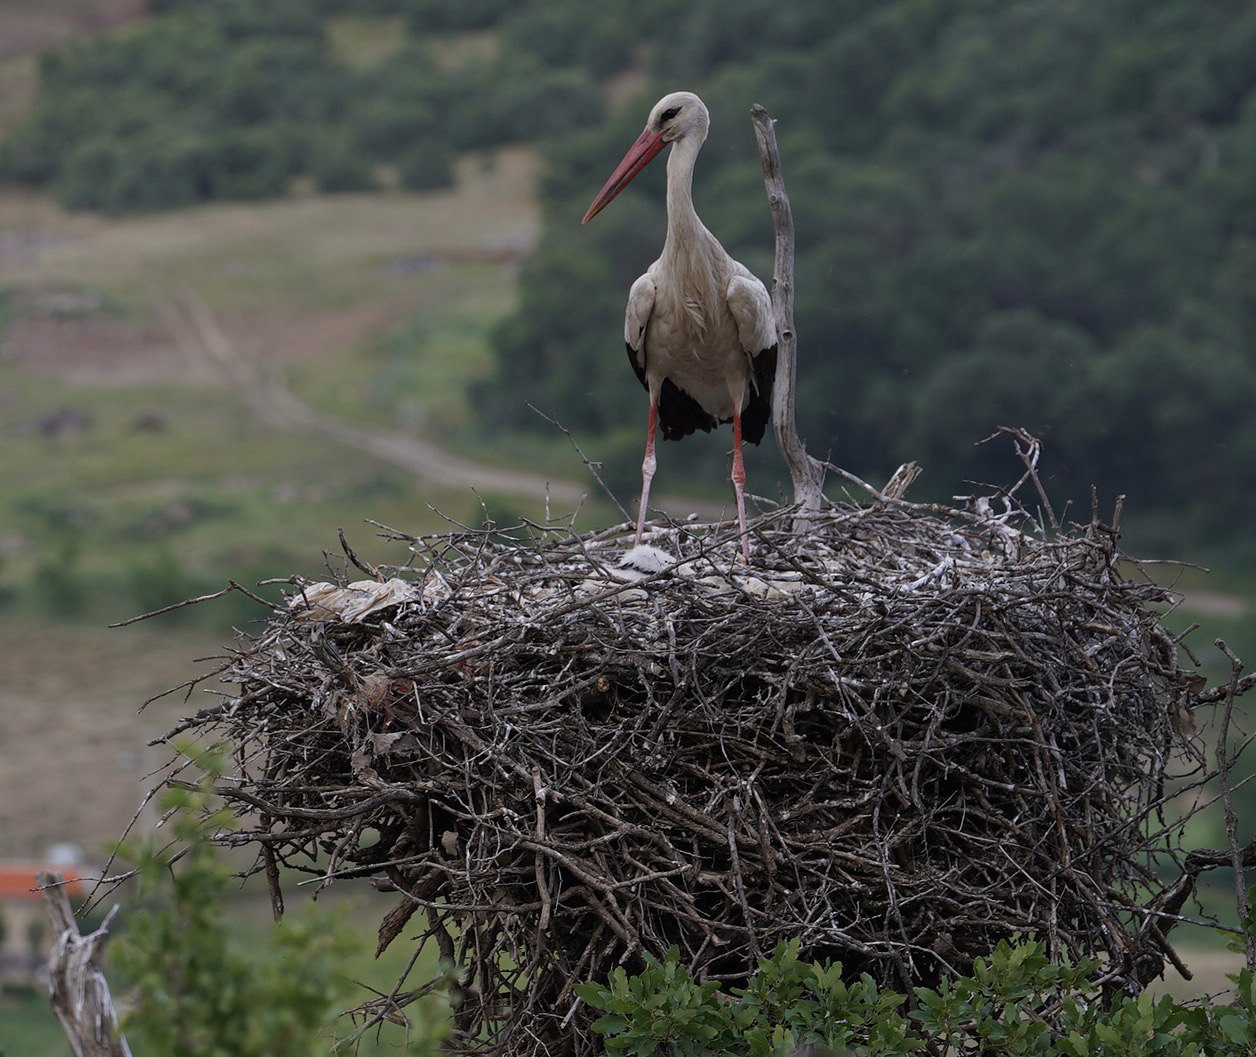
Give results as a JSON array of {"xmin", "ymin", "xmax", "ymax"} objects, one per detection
[{"xmin": 582, "ymin": 91, "xmax": 777, "ymax": 562}]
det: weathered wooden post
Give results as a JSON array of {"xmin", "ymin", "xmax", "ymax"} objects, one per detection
[
  {"xmin": 37, "ymin": 871, "xmax": 132, "ymax": 1057},
  {"xmin": 750, "ymin": 104, "xmax": 826, "ymax": 520}
]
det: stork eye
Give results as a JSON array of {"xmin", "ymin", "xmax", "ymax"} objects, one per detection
[{"xmin": 659, "ymin": 106, "xmax": 682, "ymax": 123}]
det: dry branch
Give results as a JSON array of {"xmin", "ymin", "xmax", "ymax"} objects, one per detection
[
  {"xmin": 38, "ymin": 872, "xmax": 132, "ymax": 1057},
  {"xmin": 750, "ymin": 104, "xmax": 826, "ymax": 517},
  {"xmin": 144, "ymin": 454, "xmax": 1252, "ymax": 1056},
  {"xmin": 1215, "ymin": 638, "xmax": 1256, "ymax": 972}
]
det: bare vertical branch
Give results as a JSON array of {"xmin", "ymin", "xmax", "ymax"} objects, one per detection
[
  {"xmin": 1215, "ymin": 639, "xmax": 1256, "ymax": 972},
  {"xmin": 749, "ymin": 105, "xmax": 826, "ymax": 522},
  {"xmin": 37, "ymin": 871, "xmax": 133, "ymax": 1057},
  {"xmin": 263, "ymin": 841, "xmax": 285, "ymax": 923}
]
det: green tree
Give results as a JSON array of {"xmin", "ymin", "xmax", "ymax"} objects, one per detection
[
  {"xmin": 203, "ymin": 128, "xmax": 292, "ymax": 201},
  {"xmin": 311, "ymin": 129, "xmax": 378, "ymax": 193},
  {"xmin": 398, "ymin": 141, "xmax": 455, "ymax": 191},
  {"xmin": 112, "ymin": 745, "xmax": 449, "ymax": 1057}
]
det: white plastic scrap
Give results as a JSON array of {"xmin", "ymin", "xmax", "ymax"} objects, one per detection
[{"xmin": 293, "ymin": 578, "xmax": 422, "ymax": 623}]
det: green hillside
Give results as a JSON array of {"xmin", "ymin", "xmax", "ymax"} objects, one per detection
[
  {"xmin": 5, "ymin": 0, "xmax": 1256, "ymax": 556},
  {"xmin": 0, "ymin": 0, "xmax": 613, "ymax": 211},
  {"xmin": 491, "ymin": 0, "xmax": 1256, "ymax": 557}
]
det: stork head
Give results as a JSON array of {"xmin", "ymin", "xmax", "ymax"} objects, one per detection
[
  {"xmin": 646, "ymin": 90, "xmax": 709, "ymax": 144},
  {"xmin": 582, "ymin": 91, "xmax": 709, "ymax": 224}
]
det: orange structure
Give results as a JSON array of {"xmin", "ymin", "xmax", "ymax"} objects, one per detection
[{"xmin": 0, "ymin": 861, "xmax": 88, "ymax": 984}]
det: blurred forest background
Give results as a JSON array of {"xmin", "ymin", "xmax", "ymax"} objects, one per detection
[
  {"xmin": 7, "ymin": 0, "xmax": 1256, "ymax": 553},
  {"xmin": 3, "ymin": 0, "xmax": 1256, "ymax": 1051}
]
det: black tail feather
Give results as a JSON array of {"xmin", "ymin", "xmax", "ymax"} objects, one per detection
[
  {"xmin": 740, "ymin": 344, "xmax": 777, "ymax": 445},
  {"xmin": 624, "ymin": 341, "xmax": 775, "ymax": 443},
  {"xmin": 659, "ymin": 378, "xmax": 719, "ymax": 440}
]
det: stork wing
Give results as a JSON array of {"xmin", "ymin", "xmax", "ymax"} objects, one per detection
[
  {"xmin": 623, "ymin": 270, "xmax": 718, "ymax": 439},
  {"xmin": 726, "ymin": 274, "xmax": 776, "ymax": 360},
  {"xmin": 726, "ymin": 273, "xmax": 778, "ymax": 445},
  {"xmin": 623, "ymin": 273, "xmax": 656, "ymax": 383}
]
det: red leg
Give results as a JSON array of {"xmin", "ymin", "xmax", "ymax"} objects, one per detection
[
  {"xmin": 731, "ymin": 410, "xmax": 751, "ymax": 562},
  {"xmin": 635, "ymin": 399, "xmax": 659, "ymax": 546}
]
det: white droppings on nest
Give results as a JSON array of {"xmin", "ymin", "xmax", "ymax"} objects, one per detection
[{"xmin": 903, "ymin": 556, "xmax": 957, "ymax": 592}]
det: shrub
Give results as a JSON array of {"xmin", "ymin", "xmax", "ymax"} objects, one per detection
[
  {"xmin": 578, "ymin": 942, "xmax": 1256, "ymax": 1056},
  {"xmin": 113, "ymin": 745, "xmax": 451, "ymax": 1057},
  {"xmin": 398, "ymin": 141, "xmax": 456, "ymax": 190},
  {"xmin": 465, "ymin": 64, "xmax": 605, "ymax": 147},
  {"xmin": 501, "ymin": 1, "xmax": 633, "ymax": 78},
  {"xmin": 310, "ymin": 129, "xmax": 378, "ymax": 192},
  {"xmin": 58, "ymin": 132, "xmax": 214, "ymax": 214},
  {"xmin": 402, "ymin": 0, "xmax": 514, "ymax": 32},
  {"xmin": 354, "ymin": 98, "xmax": 439, "ymax": 161},
  {"xmin": 110, "ymin": 134, "xmax": 212, "ymax": 212},
  {"xmin": 52, "ymin": 138, "xmax": 120, "ymax": 211},
  {"xmin": 203, "ymin": 127, "xmax": 293, "ymax": 200}
]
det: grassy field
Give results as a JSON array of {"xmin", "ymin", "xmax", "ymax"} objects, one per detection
[
  {"xmin": 0, "ymin": 142, "xmax": 607, "ymax": 628},
  {"xmin": 0, "ymin": 157, "xmax": 613, "ymax": 866}
]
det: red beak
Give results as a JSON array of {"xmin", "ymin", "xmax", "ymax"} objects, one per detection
[{"xmin": 582, "ymin": 128, "xmax": 667, "ymax": 224}]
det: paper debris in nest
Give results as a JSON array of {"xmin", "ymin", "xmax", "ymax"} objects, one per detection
[{"xmin": 292, "ymin": 578, "xmax": 424, "ymax": 623}]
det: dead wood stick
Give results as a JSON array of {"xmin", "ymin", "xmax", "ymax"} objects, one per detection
[
  {"xmin": 37, "ymin": 871, "xmax": 133, "ymax": 1057},
  {"xmin": 1193, "ymin": 670, "xmax": 1256, "ymax": 704},
  {"xmin": 1215, "ymin": 639, "xmax": 1256, "ymax": 972},
  {"xmin": 109, "ymin": 583, "xmax": 235, "ymax": 627},
  {"xmin": 750, "ymin": 104, "xmax": 826, "ymax": 522}
]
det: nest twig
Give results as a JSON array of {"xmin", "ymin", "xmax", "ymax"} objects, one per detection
[{"xmin": 152, "ymin": 452, "xmax": 1248, "ymax": 1056}]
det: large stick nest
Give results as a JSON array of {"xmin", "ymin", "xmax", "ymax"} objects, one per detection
[{"xmin": 162, "ymin": 470, "xmax": 1232, "ymax": 1056}]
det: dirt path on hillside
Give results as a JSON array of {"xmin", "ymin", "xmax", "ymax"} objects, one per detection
[
  {"xmin": 163, "ymin": 292, "xmax": 730, "ymax": 520},
  {"xmin": 162, "ymin": 292, "xmax": 590, "ymax": 506}
]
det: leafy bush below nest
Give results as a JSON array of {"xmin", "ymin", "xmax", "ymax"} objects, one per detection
[
  {"xmin": 578, "ymin": 941, "xmax": 1256, "ymax": 1056},
  {"xmin": 156, "ymin": 480, "xmax": 1250, "ymax": 1056}
]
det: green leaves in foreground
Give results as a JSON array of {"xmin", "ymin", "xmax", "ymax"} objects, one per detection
[
  {"xmin": 577, "ymin": 941, "xmax": 1256, "ymax": 1057},
  {"xmin": 110, "ymin": 744, "xmax": 449, "ymax": 1057}
]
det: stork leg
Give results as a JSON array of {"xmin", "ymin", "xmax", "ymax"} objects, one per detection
[
  {"xmin": 731, "ymin": 410, "xmax": 751, "ymax": 562},
  {"xmin": 635, "ymin": 398, "xmax": 659, "ymax": 546}
]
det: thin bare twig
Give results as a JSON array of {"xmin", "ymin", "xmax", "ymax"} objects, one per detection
[
  {"xmin": 1215, "ymin": 638, "xmax": 1255, "ymax": 972},
  {"xmin": 527, "ymin": 403, "xmax": 624, "ymax": 521},
  {"xmin": 109, "ymin": 584, "xmax": 236, "ymax": 627}
]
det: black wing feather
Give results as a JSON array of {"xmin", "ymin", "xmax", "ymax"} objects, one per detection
[
  {"xmin": 625, "ymin": 341, "xmax": 648, "ymax": 390},
  {"xmin": 658, "ymin": 378, "xmax": 719, "ymax": 440},
  {"xmin": 625, "ymin": 342, "xmax": 718, "ymax": 441},
  {"xmin": 740, "ymin": 344, "xmax": 777, "ymax": 445}
]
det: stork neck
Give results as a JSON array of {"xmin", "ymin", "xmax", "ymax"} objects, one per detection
[{"xmin": 663, "ymin": 135, "xmax": 705, "ymax": 253}]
